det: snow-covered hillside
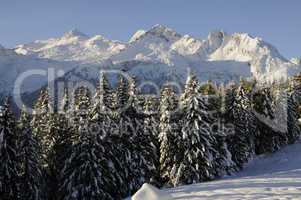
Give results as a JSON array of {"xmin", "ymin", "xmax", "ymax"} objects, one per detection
[
  {"xmin": 0, "ymin": 25, "xmax": 300, "ymax": 96},
  {"xmin": 131, "ymin": 140, "xmax": 301, "ymax": 200},
  {"xmin": 0, "ymin": 47, "xmax": 73, "ymax": 94}
]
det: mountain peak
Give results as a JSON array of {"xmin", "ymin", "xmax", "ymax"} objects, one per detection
[
  {"xmin": 0, "ymin": 44, "xmax": 4, "ymax": 49},
  {"xmin": 130, "ymin": 24, "xmax": 182, "ymax": 43},
  {"xmin": 63, "ymin": 29, "xmax": 88, "ymax": 38},
  {"xmin": 149, "ymin": 24, "xmax": 171, "ymax": 32},
  {"xmin": 147, "ymin": 24, "xmax": 181, "ymax": 42}
]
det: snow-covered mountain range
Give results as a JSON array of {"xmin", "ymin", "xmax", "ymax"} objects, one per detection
[{"xmin": 1, "ymin": 25, "xmax": 300, "ymax": 96}]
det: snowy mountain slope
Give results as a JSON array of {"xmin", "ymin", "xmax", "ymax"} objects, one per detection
[
  {"xmin": 171, "ymin": 31, "xmax": 224, "ymax": 59},
  {"xmin": 61, "ymin": 59, "xmax": 251, "ymax": 93},
  {"xmin": 0, "ymin": 47, "xmax": 75, "ymax": 95},
  {"xmin": 164, "ymin": 140, "xmax": 301, "ymax": 200},
  {"xmin": 208, "ymin": 32, "xmax": 298, "ymax": 83}
]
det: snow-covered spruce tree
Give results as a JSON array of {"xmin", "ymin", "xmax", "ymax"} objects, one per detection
[
  {"xmin": 102, "ymin": 114, "xmax": 131, "ymax": 198},
  {"xmin": 72, "ymin": 87, "xmax": 92, "ymax": 135},
  {"xmin": 159, "ymin": 86, "xmax": 181, "ymax": 186},
  {"xmin": 253, "ymin": 87, "xmax": 283, "ymax": 154},
  {"xmin": 60, "ymin": 94, "xmax": 114, "ymax": 200},
  {"xmin": 119, "ymin": 77, "xmax": 157, "ymax": 194},
  {"xmin": 18, "ymin": 107, "xmax": 46, "ymax": 200},
  {"xmin": 54, "ymin": 90, "xmax": 74, "ymax": 169},
  {"xmin": 285, "ymin": 77, "xmax": 301, "ymax": 143},
  {"xmin": 176, "ymin": 74, "xmax": 217, "ymax": 185},
  {"xmin": 0, "ymin": 99, "xmax": 20, "ymax": 200},
  {"xmin": 142, "ymin": 96, "xmax": 161, "ymax": 186},
  {"xmin": 273, "ymin": 86, "xmax": 293, "ymax": 147},
  {"xmin": 31, "ymin": 89, "xmax": 51, "ymax": 167},
  {"xmin": 47, "ymin": 90, "xmax": 76, "ymax": 200},
  {"xmin": 240, "ymin": 81, "xmax": 257, "ymax": 148},
  {"xmin": 212, "ymin": 131, "xmax": 235, "ymax": 177},
  {"xmin": 116, "ymin": 74, "xmax": 129, "ymax": 111},
  {"xmin": 97, "ymin": 116, "xmax": 128, "ymax": 199},
  {"xmin": 205, "ymin": 83, "xmax": 235, "ymax": 177},
  {"xmin": 89, "ymin": 74, "xmax": 126, "ymax": 199},
  {"xmin": 223, "ymin": 83, "xmax": 255, "ymax": 170},
  {"xmin": 32, "ymin": 88, "xmax": 82, "ymax": 199},
  {"xmin": 90, "ymin": 72, "xmax": 113, "ymax": 120},
  {"xmin": 284, "ymin": 86, "xmax": 301, "ymax": 144},
  {"xmin": 31, "ymin": 89, "xmax": 70, "ymax": 200},
  {"xmin": 143, "ymin": 96, "xmax": 160, "ymax": 138}
]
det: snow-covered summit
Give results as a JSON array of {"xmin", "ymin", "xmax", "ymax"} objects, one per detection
[
  {"xmin": 129, "ymin": 25, "xmax": 182, "ymax": 44},
  {"xmin": 144, "ymin": 24, "xmax": 182, "ymax": 42},
  {"xmin": 63, "ymin": 28, "xmax": 88, "ymax": 39}
]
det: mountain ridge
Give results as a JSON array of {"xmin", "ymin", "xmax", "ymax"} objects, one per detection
[{"xmin": 0, "ymin": 25, "xmax": 300, "ymax": 96}]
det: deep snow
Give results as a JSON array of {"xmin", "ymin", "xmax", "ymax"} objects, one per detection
[
  {"xmin": 131, "ymin": 183, "xmax": 172, "ymax": 200},
  {"xmin": 131, "ymin": 140, "xmax": 301, "ymax": 199}
]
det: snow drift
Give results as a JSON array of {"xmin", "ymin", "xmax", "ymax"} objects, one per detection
[{"xmin": 131, "ymin": 183, "xmax": 172, "ymax": 200}]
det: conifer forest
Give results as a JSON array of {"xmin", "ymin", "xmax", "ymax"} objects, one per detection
[{"xmin": 1, "ymin": 73, "xmax": 301, "ymax": 200}]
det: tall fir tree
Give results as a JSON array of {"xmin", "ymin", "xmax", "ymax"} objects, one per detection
[
  {"xmin": 176, "ymin": 74, "xmax": 216, "ymax": 185},
  {"xmin": 31, "ymin": 89, "xmax": 52, "ymax": 167},
  {"xmin": 90, "ymin": 74, "xmax": 125, "ymax": 199},
  {"xmin": 286, "ymin": 86, "xmax": 301, "ymax": 144},
  {"xmin": 253, "ymin": 87, "xmax": 283, "ymax": 154},
  {"xmin": 206, "ymin": 84, "xmax": 235, "ymax": 177},
  {"xmin": 143, "ymin": 96, "xmax": 160, "ymax": 185},
  {"xmin": 159, "ymin": 86, "xmax": 181, "ymax": 186},
  {"xmin": 91, "ymin": 72, "xmax": 113, "ymax": 119},
  {"xmin": 0, "ymin": 99, "xmax": 20, "ymax": 200},
  {"xmin": 116, "ymin": 74, "xmax": 129, "ymax": 111},
  {"xmin": 60, "ymin": 94, "xmax": 113, "ymax": 200},
  {"xmin": 48, "ymin": 90, "xmax": 75, "ymax": 200},
  {"xmin": 32, "ymin": 88, "xmax": 73, "ymax": 200},
  {"xmin": 120, "ymin": 77, "xmax": 157, "ymax": 193},
  {"xmin": 18, "ymin": 107, "xmax": 46, "ymax": 200},
  {"xmin": 286, "ymin": 76, "xmax": 301, "ymax": 143},
  {"xmin": 223, "ymin": 83, "xmax": 255, "ymax": 170}
]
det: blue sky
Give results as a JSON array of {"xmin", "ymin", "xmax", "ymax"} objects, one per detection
[{"xmin": 1, "ymin": 0, "xmax": 300, "ymax": 58}]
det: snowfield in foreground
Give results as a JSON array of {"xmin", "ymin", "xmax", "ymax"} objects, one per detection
[{"xmin": 131, "ymin": 140, "xmax": 301, "ymax": 199}]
